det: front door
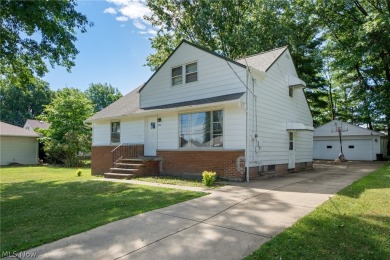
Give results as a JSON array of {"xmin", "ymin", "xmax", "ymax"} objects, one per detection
[
  {"xmin": 145, "ymin": 117, "xmax": 157, "ymax": 156},
  {"xmin": 288, "ymin": 132, "xmax": 296, "ymax": 169}
]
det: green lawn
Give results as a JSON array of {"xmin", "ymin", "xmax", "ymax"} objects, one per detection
[
  {"xmin": 134, "ymin": 176, "xmax": 224, "ymax": 188},
  {"xmin": 0, "ymin": 166, "xmax": 205, "ymax": 253},
  {"xmin": 246, "ymin": 163, "xmax": 390, "ymax": 259}
]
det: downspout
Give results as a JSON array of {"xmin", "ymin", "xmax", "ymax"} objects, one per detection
[{"xmin": 245, "ymin": 68, "xmax": 250, "ymax": 182}]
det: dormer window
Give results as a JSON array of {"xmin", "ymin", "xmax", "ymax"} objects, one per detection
[
  {"xmin": 172, "ymin": 66, "xmax": 183, "ymax": 86},
  {"xmin": 186, "ymin": 62, "xmax": 197, "ymax": 83},
  {"xmin": 172, "ymin": 62, "xmax": 198, "ymax": 86}
]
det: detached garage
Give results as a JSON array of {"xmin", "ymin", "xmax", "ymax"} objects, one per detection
[
  {"xmin": 314, "ymin": 120, "xmax": 387, "ymax": 161},
  {"xmin": 0, "ymin": 121, "xmax": 39, "ymax": 165}
]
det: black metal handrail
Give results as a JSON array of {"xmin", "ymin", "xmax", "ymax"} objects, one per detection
[{"xmin": 112, "ymin": 143, "xmax": 144, "ymax": 164}]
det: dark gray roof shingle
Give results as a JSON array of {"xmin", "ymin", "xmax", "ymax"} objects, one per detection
[
  {"xmin": 143, "ymin": 92, "xmax": 245, "ymax": 110},
  {"xmin": 236, "ymin": 46, "xmax": 288, "ymax": 72}
]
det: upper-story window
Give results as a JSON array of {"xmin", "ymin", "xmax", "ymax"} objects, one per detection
[
  {"xmin": 186, "ymin": 62, "xmax": 197, "ymax": 83},
  {"xmin": 172, "ymin": 66, "xmax": 183, "ymax": 86},
  {"xmin": 172, "ymin": 62, "xmax": 198, "ymax": 86},
  {"xmin": 111, "ymin": 122, "xmax": 120, "ymax": 143},
  {"xmin": 289, "ymin": 86, "xmax": 294, "ymax": 97}
]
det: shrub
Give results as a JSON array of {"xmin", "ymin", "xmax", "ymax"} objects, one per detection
[
  {"xmin": 76, "ymin": 169, "xmax": 82, "ymax": 177},
  {"xmin": 202, "ymin": 171, "xmax": 216, "ymax": 187}
]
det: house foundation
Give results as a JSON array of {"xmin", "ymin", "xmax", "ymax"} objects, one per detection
[{"xmin": 157, "ymin": 150, "xmax": 246, "ymax": 181}]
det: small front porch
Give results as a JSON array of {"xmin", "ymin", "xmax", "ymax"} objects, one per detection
[{"xmin": 91, "ymin": 143, "xmax": 161, "ymax": 179}]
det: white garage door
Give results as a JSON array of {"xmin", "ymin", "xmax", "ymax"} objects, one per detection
[{"xmin": 314, "ymin": 139, "xmax": 372, "ymax": 161}]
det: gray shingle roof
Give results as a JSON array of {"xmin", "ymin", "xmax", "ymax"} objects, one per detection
[
  {"xmin": 236, "ymin": 46, "xmax": 288, "ymax": 72},
  {"xmin": 0, "ymin": 122, "xmax": 40, "ymax": 137},
  {"xmin": 25, "ymin": 119, "xmax": 50, "ymax": 130},
  {"xmin": 143, "ymin": 92, "xmax": 245, "ymax": 110},
  {"xmin": 86, "ymin": 85, "xmax": 143, "ymax": 122}
]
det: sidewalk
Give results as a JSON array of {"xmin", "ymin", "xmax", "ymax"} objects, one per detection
[{"xmin": 11, "ymin": 161, "xmax": 382, "ymax": 260}]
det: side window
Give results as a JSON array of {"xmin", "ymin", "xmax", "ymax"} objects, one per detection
[
  {"xmin": 111, "ymin": 122, "xmax": 120, "ymax": 143},
  {"xmin": 289, "ymin": 86, "xmax": 294, "ymax": 97},
  {"xmin": 172, "ymin": 66, "xmax": 183, "ymax": 86},
  {"xmin": 185, "ymin": 62, "xmax": 197, "ymax": 83},
  {"xmin": 289, "ymin": 132, "xmax": 294, "ymax": 150}
]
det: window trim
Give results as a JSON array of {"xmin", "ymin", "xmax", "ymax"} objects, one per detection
[
  {"xmin": 178, "ymin": 109, "xmax": 223, "ymax": 149},
  {"xmin": 289, "ymin": 86, "xmax": 294, "ymax": 97},
  {"xmin": 171, "ymin": 61, "xmax": 198, "ymax": 87},
  {"xmin": 185, "ymin": 62, "xmax": 198, "ymax": 84},
  {"xmin": 111, "ymin": 121, "xmax": 120, "ymax": 144},
  {"xmin": 171, "ymin": 65, "xmax": 183, "ymax": 86},
  {"xmin": 289, "ymin": 132, "xmax": 294, "ymax": 150}
]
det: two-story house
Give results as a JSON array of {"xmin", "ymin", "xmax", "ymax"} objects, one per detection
[{"xmin": 86, "ymin": 40, "xmax": 313, "ymax": 181}]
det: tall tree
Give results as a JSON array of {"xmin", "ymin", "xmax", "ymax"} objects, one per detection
[
  {"xmin": 297, "ymin": 0, "xmax": 390, "ymax": 152},
  {"xmin": 38, "ymin": 88, "xmax": 93, "ymax": 167},
  {"xmin": 0, "ymin": 77, "xmax": 53, "ymax": 126},
  {"xmin": 145, "ymin": 0, "xmax": 328, "ymax": 126},
  {"xmin": 0, "ymin": 0, "xmax": 93, "ymax": 83},
  {"xmin": 85, "ymin": 83, "xmax": 122, "ymax": 112}
]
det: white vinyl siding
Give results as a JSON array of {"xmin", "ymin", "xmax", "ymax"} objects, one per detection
[
  {"xmin": 0, "ymin": 136, "xmax": 38, "ymax": 165},
  {"xmin": 92, "ymin": 122, "xmax": 110, "ymax": 146},
  {"xmin": 121, "ymin": 119, "xmax": 145, "ymax": 144},
  {"xmin": 92, "ymin": 119, "xmax": 145, "ymax": 146},
  {"xmin": 246, "ymin": 50, "xmax": 313, "ymax": 167},
  {"xmin": 140, "ymin": 42, "xmax": 246, "ymax": 108}
]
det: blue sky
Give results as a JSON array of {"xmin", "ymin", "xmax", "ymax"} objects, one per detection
[{"xmin": 43, "ymin": 0, "xmax": 156, "ymax": 94}]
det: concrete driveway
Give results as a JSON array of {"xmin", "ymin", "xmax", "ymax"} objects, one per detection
[{"xmin": 12, "ymin": 161, "xmax": 382, "ymax": 260}]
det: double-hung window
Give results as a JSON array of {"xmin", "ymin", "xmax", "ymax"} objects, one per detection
[
  {"xmin": 179, "ymin": 110, "xmax": 223, "ymax": 148},
  {"xmin": 172, "ymin": 66, "xmax": 183, "ymax": 86},
  {"xmin": 172, "ymin": 62, "xmax": 197, "ymax": 86},
  {"xmin": 111, "ymin": 122, "xmax": 120, "ymax": 143},
  {"xmin": 185, "ymin": 62, "xmax": 197, "ymax": 83}
]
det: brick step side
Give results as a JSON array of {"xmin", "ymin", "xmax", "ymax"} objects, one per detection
[
  {"xmin": 110, "ymin": 168, "xmax": 139, "ymax": 173},
  {"xmin": 104, "ymin": 172, "xmax": 134, "ymax": 179},
  {"xmin": 114, "ymin": 163, "xmax": 144, "ymax": 168}
]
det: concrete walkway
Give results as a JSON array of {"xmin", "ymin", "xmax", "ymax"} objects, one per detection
[{"xmin": 12, "ymin": 161, "xmax": 383, "ymax": 260}]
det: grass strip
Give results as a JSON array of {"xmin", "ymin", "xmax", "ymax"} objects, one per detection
[{"xmin": 246, "ymin": 163, "xmax": 390, "ymax": 259}]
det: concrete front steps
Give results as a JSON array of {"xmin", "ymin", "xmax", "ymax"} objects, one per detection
[{"xmin": 104, "ymin": 157, "xmax": 160, "ymax": 179}]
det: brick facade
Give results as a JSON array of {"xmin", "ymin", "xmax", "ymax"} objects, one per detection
[
  {"xmin": 157, "ymin": 150, "xmax": 246, "ymax": 181},
  {"xmin": 91, "ymin": 146, "xmax": 116, "ymax": 175},
  {"xmin": 249, "ymin": 161, "xmax": 314, "ymax": 179}
]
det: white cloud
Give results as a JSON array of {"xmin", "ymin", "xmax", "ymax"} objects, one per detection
[
  {"xmin": 103, "ymin": 7, "xmax": 117, "ymax": 15},
  {"xmin": 147, "ymin": 29, "xmax": 157, "ymax": 35},
  {"xmin": 106, "ymin": 0, "xmax": 156, "ymax": 36},
  {"xmin": 116, "ymin": 16, "xmax": 129, "ymax": 22},
  {"xmin": 133, "ymin": 19, "xmax": 146, "ymax": 30},
  {"xmin": 119, "ymin": 2, "xmax": 151, "ymax": 20}
]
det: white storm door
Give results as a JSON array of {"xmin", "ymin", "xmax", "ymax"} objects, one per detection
[
  {"xmin": 288, "ymin": 132, "xmax": 296, "ymax": 169},
  {"xmin": 145, "ymin": 117, "xmax": 157, "ymax": 156}
]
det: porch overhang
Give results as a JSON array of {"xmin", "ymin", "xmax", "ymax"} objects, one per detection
[
  {"xmin": 286, "ymin": 122, "xmax": 314, "ymax": 132},
  {"xmin": 288, "ymin": 74, "xmax": 306, "ymax": 88}
]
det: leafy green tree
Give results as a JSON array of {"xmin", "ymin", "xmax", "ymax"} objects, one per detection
[
  {"xmin": 0, "ymin": 77, "xmax": 53, "ymax": 126},
  {"xmin": 38, "ymin": 88, "xmax": 93, "ymax": 167},
  {"xmin": 85, "ymin": 83, "xmax": 122, "ymax": 112},
  {"xmin": 297, "ymin": 0, "xmax": 390, "ymax": 152},
  {"xmin": 0, "ymin": 0, "xmax": 92, "ymax": 83},
  {"xmin": 145, "ymin": 0, "xmax": 328, "ymax": 126}
]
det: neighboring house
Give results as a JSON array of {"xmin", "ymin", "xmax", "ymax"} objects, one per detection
[
  {"xmin": 0, "ymin": 121, "xmax": 39, "ymax": 165},
  {"xmin": 86, "ymin": 40, "xmax": 313, "ymax": 181},
  {"xmin": 23, "ymin": 119, "xmax": 50, "ymax": 132},
  {"xmin": 313, "ymin": 120, "xmax": 387, "ymax": 161}
]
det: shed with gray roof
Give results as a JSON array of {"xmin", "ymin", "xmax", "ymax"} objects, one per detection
[{"xmin": 0, "ymin": 121, "xmax": 39, "ymax": 165}]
